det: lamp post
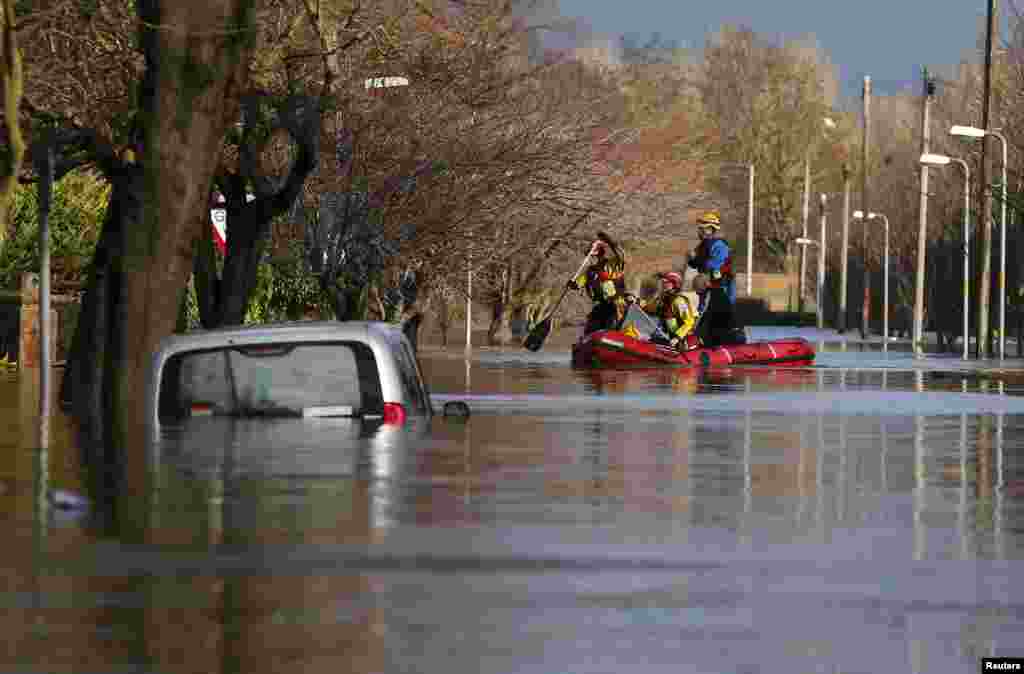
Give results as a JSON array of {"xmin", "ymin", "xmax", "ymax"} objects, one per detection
[
  {"xmin": 466, "ymin": 258, "xmax": 472, "ymax": 352},
  {"xmin": 798, "ymin": 118, "xmax": 838, "ymax": 315},
  {"xmin": 796, "ymin": 191, "xmax": 833, "ymax": 330},
  {"xmin": 854, "ymin": 210, "xmax": 890, "ymax": 348},
  {"xmin": 747, "ymin": 163, "xmax": 754, "ymax": 297},
  {"xmin": 950, "ymin": 124, "xmax": 1008, "ymax": 359},
  {"xmin": 817, "ymin": 194, "xmax": 828, "ymax": 329},
  {"xmin": 719, "ymin": 162, "xmax": 756, "ymax": 296},
  {"xmin": 35, "ymin": 137, "xmax": 54, "ymax": 455},
  {"xmin": 838, "ymin": 165, "xmax": 852, "ymax": 333},
  {"xmin": 920, "ymin": 152, "xmax": 971, "ymax": 360},
  {"xmin": 800, "ymin": 153, "xmax": 810, "ymax": 313},
  {"xmin": 794, "ymin": 234, "xmax": 821, "ymax": 329}
]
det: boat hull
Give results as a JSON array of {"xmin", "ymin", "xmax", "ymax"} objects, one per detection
[{"xmin": 571, "ymin": 330, "xmax": 816, "ymax": 369}]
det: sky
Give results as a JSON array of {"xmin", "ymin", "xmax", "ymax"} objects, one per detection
[{"xmin": 555, "ymin": 0, "xmax": 1001, "ymax": 103}]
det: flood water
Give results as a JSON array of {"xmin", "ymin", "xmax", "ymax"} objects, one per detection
[{"xmin": 2, "ymin": 327, "xmax": 1023, "ymax": 673}]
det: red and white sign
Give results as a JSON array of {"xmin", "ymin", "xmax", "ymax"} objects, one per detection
[
  {"xmin": 208, "ymin": 192, "xmax": 255, "ymax": 254},
  {"xmin": 210, "ymin": 192, "xmax": 227, "ymax": 254},
  {"xmin": 210, "ymin": 207, "xmax": 227, "ymax": 254}
]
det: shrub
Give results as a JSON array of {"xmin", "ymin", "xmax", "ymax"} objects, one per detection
[{"xmin": 0, "ymin": 171, "xmax": 109, "ymax": 289}]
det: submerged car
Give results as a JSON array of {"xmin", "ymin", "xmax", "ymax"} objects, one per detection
[{"xmin": 148, "ymin": 321, "xmax": 433, "ymax": 433}]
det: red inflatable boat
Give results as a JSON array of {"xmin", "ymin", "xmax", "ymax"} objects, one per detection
[{"xmin": 571, "ymin": 329, "xmax": 816, "ymax": 369}]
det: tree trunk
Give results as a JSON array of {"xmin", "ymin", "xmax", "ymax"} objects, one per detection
[
  {"xmin": 62, "ymin": 169, "xmax": 132, "ymax": 456},
  {"xmin": 401, "ymin": 312, "xmax": 422, "ymax": 352},
  {"xmin": 433, "ymin": 287, "xmax": 451, "ymax": 347},
  {"xmin": 195, "ymin": 95, "xmax": 320, "ymax": 329},
  {"xmin": 0, "ymin": 0, "xmax": 25, "ymax": 254},
  {"xmin": 323, "ymin": 279, "xmax": 368, "ymax": 322},
  {"xmin": 62, "ymin": 0, "xmax": 253, "ymax": 465},
  {"xmin": 113, "ymin": 0, "xmax": 252, "ymax": 454},
  {"xmin": 488, "ymin": 266, "xmax": 514, "ymax": 345},
  {"xmin": 216, "ymin": 211, "xmax": 268, "ymax": 325},
  {"xmin": 193, "ymin": 216, "xmax": 221, "ymax": 328}
]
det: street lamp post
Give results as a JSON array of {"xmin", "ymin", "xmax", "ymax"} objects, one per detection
[
  {"xmin": 817, "ymin": 194, "xmax": 827, "ymax": 329},
  {"xmin": 720, "ymin": 162, "xmax": 756, "ymax": 296},
  {"xmin": 797, "ymin": 118, "xmax": 838, "ymax": 315},
  {"xmin": 466, "ymin": 259, "xmax": 472, "ymax": 352},
  {"xmin": 854, "ymin": 210, "xmax": 890, "ymax": 348},
  {"xmin": 838, "ymin": 165, "xmax": 851, "ymax": 333},
  {"xmin": 920, "ymin": 152, "xmax": 971, "ymax": 360},
  {"xmin": 878, "ymin": 213, "xmax": 890, "ymax": 347},
  {"xmin": 950, "ymin": 125, "xmax": 1008, "ymax": 359},
  {"xmin": 795, "ymin": 191, "xmax": 833, "ymax": 330},
  {"xmin": 800, "ymin": 153, "xmax": 811, "ymax": 314},
  {"xmin": 795, "ymin": 235, "xmax": 818, "ymax": 326},
  {"xmin": 747, "ymin": 163, "xmax": 755, "ymax": 297}
]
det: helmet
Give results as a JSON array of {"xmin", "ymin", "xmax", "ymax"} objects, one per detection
[
  {"xmin": 659, "ymin": 271, "xmax": 683, "ymax": 289},
  {"xmin": 696, "ymin": 211, "xmax": 721, "ymax": 230}
]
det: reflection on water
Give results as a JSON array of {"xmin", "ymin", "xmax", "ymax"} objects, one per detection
[{"xmin": 2, "ymin": 346, "xmax": 1024, "ymax": 673}]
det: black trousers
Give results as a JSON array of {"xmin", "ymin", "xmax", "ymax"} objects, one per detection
[
  {"xmin": 584, "ymin": 301, "xmax": 620, "ymax": 335},
  {"xmin": 695, "ymin": 287, "xmax": 745, "ymax": 347}
]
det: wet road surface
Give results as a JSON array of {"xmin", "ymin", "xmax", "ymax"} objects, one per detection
[{"xmin": 2, "ymin": 327, "xmax": 1023, "ymax": 673}]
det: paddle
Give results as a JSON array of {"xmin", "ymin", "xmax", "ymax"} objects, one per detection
[
  {"xmin": 691, "ymin": 289, "xmax": 712, "ymax": 345},
  {"xmin": 523, "ymin": 253, "xmax": 594, "ymax": 351}
]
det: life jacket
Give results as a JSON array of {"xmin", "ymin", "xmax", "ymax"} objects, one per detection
[
  {"xmin": 693, "ymin": 238, "xmax": 734, "ymax": 288},
  {"xmin": 653, "ymin": 291, "xmax": 694, "ymax": 339},
  {"xmin": 580, "ymin": 257, "xmax": 625, "ymax": 303}
]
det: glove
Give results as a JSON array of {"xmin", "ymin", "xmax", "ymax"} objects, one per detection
[
  {"xmin": 669, "ymin": 337, "xmax": 680, "ymax": 349},
  {"xmin": 624, "ymin": 293, "xmax": 637, "ymax": 304},
  {"xmin": 566, "ymin": 280, "xmax": 577, "ymax": 290}
]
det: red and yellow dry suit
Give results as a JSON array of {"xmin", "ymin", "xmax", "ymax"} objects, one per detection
[
  {"xmin": 641, "ymin": 289, "xmax": 696, "ymax": 343},
  {"xmin": 571, "ymin": 251, "xmax": 627, "ymax": 333}
]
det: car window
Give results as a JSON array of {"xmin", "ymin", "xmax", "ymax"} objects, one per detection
[
  {"xmin": 159, "ymin": 341, "xmax": 383, "ymax": 422},
  {"xmin": 386, "ymin": 332, "xmax": 431, "ymax": 413}
]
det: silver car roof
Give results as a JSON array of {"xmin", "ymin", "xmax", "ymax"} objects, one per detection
[
  {"xmin": 148, "ymin": 321, "xmax": 417, "ymax": 433},
  {"xmin": 153, "ymin": 320, "xmax": 402, "ymax": 355}
]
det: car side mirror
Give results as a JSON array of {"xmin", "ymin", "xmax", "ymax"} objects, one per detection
[{"xmin": 442, "ymin": 401, "xmax": 471, "ymax": 419}]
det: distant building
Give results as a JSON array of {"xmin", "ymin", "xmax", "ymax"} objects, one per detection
[{"xmin": 572, "ymin": 36, "xmax": 622, "ymax": 71}]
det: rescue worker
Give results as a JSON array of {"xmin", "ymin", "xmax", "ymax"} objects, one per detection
[
  {"xmin": 692, "ymin": 273, "xmax": 745, "ymax": 347},
  {"xmin": 635, "ymin": 271, "xmax": 699, "ymax": 350},
  {"xmin": 567, "ymin": 233, "xmax": 627, "ymax": 335},
  {"xmin": 687, "ymin": 211, "xmax": 736, "ymax": 310}
]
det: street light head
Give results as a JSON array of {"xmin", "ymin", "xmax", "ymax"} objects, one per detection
[
  {"xmin": 920, "ymin": 153, "xmax": 951, "ymax": 166},
  {"xmin": 852, "ymin": 210, "xmax": 865, "ymax": 219},
  {"xmin": 868, "ymin": 212, "xmax": 879, "ymax": 219},
  {"xmin": 950, "ymin": 125, "xmax": 986, "ymax": 139}
]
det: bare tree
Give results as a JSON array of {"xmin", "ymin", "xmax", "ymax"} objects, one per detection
[
  {"xmin": 1, "ymin": 0, "xmax": 25, "ymax": 250},
  {"xmin": 53, "ymin": 0, "xmax": 255, "ymax": 455},
  {"xmin": 701, "ymin": 27, "xmax": 842, "ymax": 274}
]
